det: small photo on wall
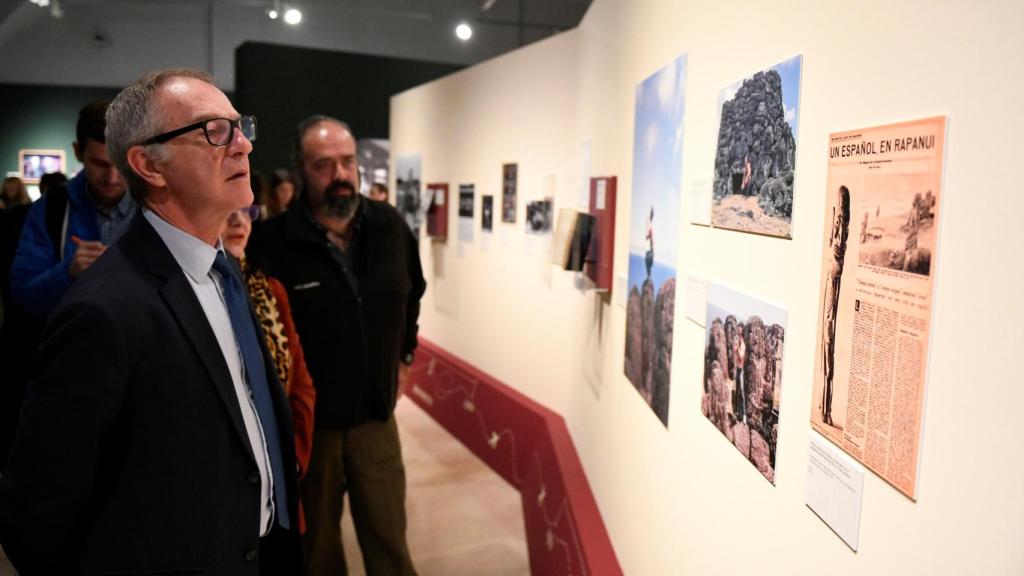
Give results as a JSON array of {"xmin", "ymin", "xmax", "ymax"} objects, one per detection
[
  {"xmin": 19, "ymin": 149, "xmax": 66, "ymax": 183},
  {"xmin": 481, "ymin": 195, "xmax": 493, "ymax": 232},
  {"xmin": 502, "ymin": 163, "xmax": 517, "ymax": 223},
  {"xmin": 396, "ymin": 154, "xmax": 424, "ymax": 236},
  {"xmin": 525, "ymin": 198, "xmax": 552, "ymax": 235},
  {"xmin": 458, "ymin": 184, "xmax": 474, "ymax": 243},
  {"xmin": 711, "ymin": 55, "xmax": 802, "ymax": 238},
  {"xmin": 702, "ymin": 282, "xmax": 787, "ymax": 484}
]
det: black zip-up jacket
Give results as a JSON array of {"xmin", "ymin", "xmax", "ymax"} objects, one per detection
[{"xmin": 248, "ymin": 198, "xmax": 425, "ymax": 430}]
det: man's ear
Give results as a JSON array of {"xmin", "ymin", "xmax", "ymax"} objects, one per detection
[
  {"xmin": 73, "ymin": 141, "xmax": 83, "ymax": 163},
  {"xmin": 126, "ymin": 146, "xmax": 166, "ymax": 189}
]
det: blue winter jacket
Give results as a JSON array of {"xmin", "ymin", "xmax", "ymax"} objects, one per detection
[{"xmin": 9, "ymin": 171, "xmax": 101, "ymax": 318}]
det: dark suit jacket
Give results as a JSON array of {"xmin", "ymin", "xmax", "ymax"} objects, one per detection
[{"xmin": 0, "ymin": 215, "xmax": 301, "ymax": 575}]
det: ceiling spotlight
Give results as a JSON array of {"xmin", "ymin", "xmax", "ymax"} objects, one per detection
[
  {"xmin": 283, "ymin": 7, "xmax": 302, "ymax": 25},
  {"xmin": 267, "ymin": 9, "xmax": 278, "ymax": 19},
  {"xmin": 455, "ymin": 22, "xmax": 472, "ymax": 41}
]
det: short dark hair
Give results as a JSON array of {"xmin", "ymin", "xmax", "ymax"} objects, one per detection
[
  {"xmin": 77, "ymin": 100, "xmax": 110, "ymax": 147},
  {"xmin": 38, "ymin": 171, "xmax": 68, "ymax": 195},
  {"xmin": 292, "ymin": 114, "xmax": 354, "ymax": 169}
]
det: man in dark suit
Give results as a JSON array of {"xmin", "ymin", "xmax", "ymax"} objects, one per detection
[{"xmin": 0, "ymin": 68, "xmax": 302, "ymax": 574}]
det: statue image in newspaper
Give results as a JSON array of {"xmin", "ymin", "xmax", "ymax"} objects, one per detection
[{"xmin": 820, "ymin": 185, "xmax": 850, "ymax": 427}]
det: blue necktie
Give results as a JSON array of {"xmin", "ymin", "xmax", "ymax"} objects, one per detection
[{"xmin": 212, "ymin": 251, "xmax": 291, "ymax": 530}]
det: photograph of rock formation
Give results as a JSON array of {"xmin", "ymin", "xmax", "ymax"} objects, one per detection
[
  {"xmin": 711, "ymin": 55, "xmax": 802, "ymax": 239},
  {"xmin": 856, "ymin": 173, "xmax": 935, "ymax": 276},
  {"xmin": 701, "ymin": 283, "xmax": 787, "ymax": 484},
  {"xmin": 397, "ymin": 153, "xmax": 424, "ymax": 237},
  {"xmin": 623, "ymin": 53, "xmax": 687, "ymax": 427}
]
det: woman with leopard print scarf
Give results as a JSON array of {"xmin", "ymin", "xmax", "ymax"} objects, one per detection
[{"xmin": 222, "ymin": 204, "xmax": 316, "ymax": 533}]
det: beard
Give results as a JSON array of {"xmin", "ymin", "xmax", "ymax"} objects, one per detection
[{"xmin": 322, "ymin": 179, "xmax": 359, "ymax": 219}]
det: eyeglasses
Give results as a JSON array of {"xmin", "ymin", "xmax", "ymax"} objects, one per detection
[
  {"xmin": 142, "ymin": 115, "xmax": 257, "ymax": 147},
  {"xmin": 234, "ymin": 205, "xmax": 261, "ymax": 221}
]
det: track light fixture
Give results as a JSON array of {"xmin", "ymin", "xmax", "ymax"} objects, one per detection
[{"xmin": 266, "ymin": 1, "xmax": 300, "ymax": 25}]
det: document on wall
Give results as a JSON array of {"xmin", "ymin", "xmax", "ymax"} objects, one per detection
[
  {"xmin": 689, "ymin": 177, "xmax": 712, "ymax": 226},
  {"xmin": 683, "ymin": 274, "xmax": 707, "ymax": 326},
  {"xmin": 805, "ymin": 431, "xmax": 865, "ymax": 551},
  {"xmin": 810, "ymin": 116, "xmax": 946, "ymax": 500}
]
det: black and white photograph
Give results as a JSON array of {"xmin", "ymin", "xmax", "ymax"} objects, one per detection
[
  {"xmin": 525, "ymin": 198, "xmax": 553, "ymax": 235},
  {"xmin": 502, "ymin": 163, "xmax": 517, "ymax": 223},
  {"xmin": 357, "ymin": 138, "xmax": 389, "ymax": 197},
  {"xmin": 459, "ymin": 183, "xmax": 475, "ymax": 243},
  {"xmin": 482, "ymin": 194, "xmax": 493, "ymax": 232},
  {"xmin": 396, "ymin": 153, "xmax": 424, "ymax": 236}
]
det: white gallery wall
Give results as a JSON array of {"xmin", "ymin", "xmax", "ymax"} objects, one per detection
[{"xmin": 390, "ymin": 0, "xmax": 1024, "ymax": 574}]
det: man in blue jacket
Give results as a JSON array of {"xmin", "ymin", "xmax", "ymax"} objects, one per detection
[
  {"xmin": 0, "ymin": 100, "xmax": 134, "ymax": 470},
  {"xmin": 9, "ymin": 100, "xmax": 134, "ymax": 318}
]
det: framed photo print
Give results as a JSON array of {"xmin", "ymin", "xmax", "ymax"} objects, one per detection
[{"xmin": 19, "ymin": 149, "xmax": 66, "ymax": 183}]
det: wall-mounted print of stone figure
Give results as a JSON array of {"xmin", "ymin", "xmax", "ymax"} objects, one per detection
[
  {"xmin": 702, "ymin": 283, "xmax": 788, "ymax": 484},
  {"xmin": 711, "ymin": 55, "xmax": 802, "ymax": 239},
  {"xmin": 623, "ymin": 53, "xmax": 687, "ymax": 427}
]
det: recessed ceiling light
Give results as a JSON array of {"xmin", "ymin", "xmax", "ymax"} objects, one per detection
[
  {"xmin": 455, "ymin": 22, "xmax": 472, "ymax": 41},
  {"xmin": 284, "ymin": 7, "xmax": 302, "ymax": 25},
  {"xmin": 268, "ymin": 9, "xmax": 279, "ymax": 19}
]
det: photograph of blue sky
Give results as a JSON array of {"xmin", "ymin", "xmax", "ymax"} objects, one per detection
[{"xmin": 628, "ymin": 54, "xmax": 687, "ymax": 292}]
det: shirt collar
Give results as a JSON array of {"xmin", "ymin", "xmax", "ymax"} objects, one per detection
[
  {"xmin": 111, "ymin": 190, "xmax": 137, "ymax": 217},
  {"xmin": 142, "ymin": 209, "xmax": 222, "ymax": 284},
  {"xmin": 86, "ymin": 185, "xmax": 136, "ymax": 217}
]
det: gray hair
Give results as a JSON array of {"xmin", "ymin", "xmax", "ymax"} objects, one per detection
[{"xmin": 105, "ymin": 68, "xmax": 215, "ymax": 202}]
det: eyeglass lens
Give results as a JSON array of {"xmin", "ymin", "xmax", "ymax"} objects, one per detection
[{"xmin": 205, "ymin": 116, "xmax": 257, "ymax": 146}]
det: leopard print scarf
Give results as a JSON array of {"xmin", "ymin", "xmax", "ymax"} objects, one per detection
[{"xmin": 241, "ymin": 258, "xmax": 292, "ymax": 391}]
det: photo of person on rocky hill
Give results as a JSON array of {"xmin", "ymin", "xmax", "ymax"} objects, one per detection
[
  {"xmin": 711, "ymin": 55, "xmax": 802, "ymax": 239},
  {"xmin": 623, "ymin": 53, "xmax": 687, "ymax": 427}
]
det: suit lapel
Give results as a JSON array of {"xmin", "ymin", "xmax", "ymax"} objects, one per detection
[{"xmin": 127, "ymin": 215, "xmax": 256, "ymax": 463}]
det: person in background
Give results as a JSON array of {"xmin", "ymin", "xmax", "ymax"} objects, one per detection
[
  {"xmin": 0, "ymin": 177, "xmax": 30, "ymax": 210},
  {"xmin": 9, "ymin": 100, "xmax": 134, "ymax": 319},
  {"xmin": 368, "ymin": 181, "xmax": 389, "ymax": 203},
  {"xmin": 221, "ymin": 202, "xmax": 316, "ymax": 533},
  {"xmin": 267, "ymin": 168, "xmax": 296, "ymax": 217},
  {"xmin": 1, "ymin": 102, "xmax": 132, "ymax": 471},
  {"xmin": 249, "ymin": 115, "xmax": 425, "ymax": 575},
  {"xmin": 251, "ymin": 169, "xmax": 270, "ymax": 220},
  {"xmin": 38, "ymin": 171, "xmax": 68, "ymax": 196}
]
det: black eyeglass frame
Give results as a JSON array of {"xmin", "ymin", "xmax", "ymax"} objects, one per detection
[{"xmin": 141, "ymin": 115, "xmax": 257, "ymax": 147}]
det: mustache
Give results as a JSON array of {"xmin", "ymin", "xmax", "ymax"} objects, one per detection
[{"xmin": 325, "ymin": 180, "xmax": 356, "ymax": 196}]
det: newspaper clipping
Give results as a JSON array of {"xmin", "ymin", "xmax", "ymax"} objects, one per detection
[{"xmin": 810, "ymin": 116, "xmax": 946, "ymax": 500}]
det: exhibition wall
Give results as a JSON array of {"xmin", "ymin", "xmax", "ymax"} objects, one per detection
[{"xmin": 390, "ymin": 0, "xmax": 1024, "ymax": 574}]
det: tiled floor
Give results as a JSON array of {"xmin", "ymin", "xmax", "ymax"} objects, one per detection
[{"xmin": 0, "ymin": 397, "xmax": 528, "ymax": 575}]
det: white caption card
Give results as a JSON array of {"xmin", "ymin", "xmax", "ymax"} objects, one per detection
[{"xmin": 805, "ymin": 431, "xmax": 866, "ymax": 551}]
